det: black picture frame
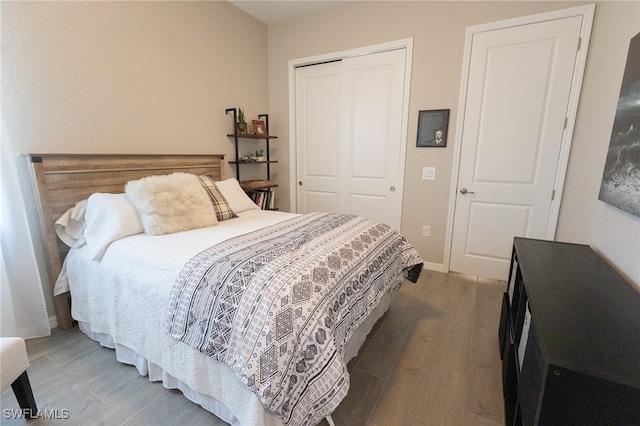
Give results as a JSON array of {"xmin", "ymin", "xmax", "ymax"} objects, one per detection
[{"xmin": 417, "ymin": 109, "xmax": 450, "ymax": 147}]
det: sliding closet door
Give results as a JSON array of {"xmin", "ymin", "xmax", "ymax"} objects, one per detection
[
  {"xmin": 295, "ymin": 61, "xmax": 342, "ymax": 214},
  {"xmin": 295, "ymin": 49, "xmax": 407, "ymax": 229},
  {"xmin": 339, "ymin": 49, "xmax": 406, "ymax": 228}
]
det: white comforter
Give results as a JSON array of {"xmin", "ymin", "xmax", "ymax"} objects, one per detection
[{"xmin": 64, "ymin": 210, "xmax": 399, "ymax": 426}]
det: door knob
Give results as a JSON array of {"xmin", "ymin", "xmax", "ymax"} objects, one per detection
[
  {"xmin": 459, "ymin": 188, "xmax": 475, "ymax": 195},
  {"xmin": 298, "ymin": 181, "xmax": 303, "ymax": 186},
  {"xmin": 390, "ymin": 186, "xmax": 396, "ymax": 192}
]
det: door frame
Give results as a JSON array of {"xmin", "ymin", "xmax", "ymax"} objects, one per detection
[
  {"xmin": 444, "ymin": 4, "xmax": 595, "ymax": 273},
  {"xmin": 288, "ymin": 38, "xmax": 414, "ymax": 215}
]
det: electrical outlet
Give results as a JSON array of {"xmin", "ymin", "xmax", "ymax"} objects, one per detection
[{"xmin": 422, "ymin": 225, "xmax": 431, "ymax": 237}]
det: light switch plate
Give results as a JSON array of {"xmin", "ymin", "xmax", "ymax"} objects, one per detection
[{"xmin": 422, "ymin": 167, "xmax": 436, "ymax": 180}]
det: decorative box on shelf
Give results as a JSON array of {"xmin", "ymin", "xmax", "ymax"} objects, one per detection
[{"xmin": 239, "ymin": 180, "xmax": 275, "ymax": 190}]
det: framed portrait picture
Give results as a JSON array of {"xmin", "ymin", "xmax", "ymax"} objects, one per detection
[
  {"xmin": 253, "ymin": 119, "xmax": 267, "ymax": 136},
  {"xmin": 417, "ymin": 109, "xmax": 450, "ymax": 147}
]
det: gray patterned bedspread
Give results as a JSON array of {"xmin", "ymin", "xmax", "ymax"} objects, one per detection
[{"xmin": 166, "ymin": 212, "xmax": 422, "ymax": 426}]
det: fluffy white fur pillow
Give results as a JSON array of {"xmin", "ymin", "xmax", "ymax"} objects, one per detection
[{"xmin": 125, "ymin": 172, "xmax": 218, "ymax": 235}]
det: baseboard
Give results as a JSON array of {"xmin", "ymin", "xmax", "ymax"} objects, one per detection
[{"xmin": 423, "ymin": 261, "xmax": 447, "ymax": 273}]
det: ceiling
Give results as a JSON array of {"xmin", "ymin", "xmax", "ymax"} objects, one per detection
[{"xmin": 228, "ymin": 1, "xmax": 349, "ymax": 25}]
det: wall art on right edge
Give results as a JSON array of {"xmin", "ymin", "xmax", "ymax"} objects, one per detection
[{"xmin": 598, "ymin": 31, "xmax": 640, "ymax": 218}]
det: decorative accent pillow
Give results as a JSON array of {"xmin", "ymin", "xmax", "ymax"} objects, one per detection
[
  {"xmin": 125, "ymin": 172, "xmax": 218, "ymax": 236},
  {"xmin": 84, "ymin": 193, "xmax": 144, "ymax": 260},
  {"xmin": 214, "ymin": 178, "xmax": 260, "ymax": 213},
  {"xmin": 198, "ymin": 174, "xmax": 238, "ymax": 221}
]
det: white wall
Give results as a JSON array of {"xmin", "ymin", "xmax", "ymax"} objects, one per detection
[
  {"xmin": 3, "ymin": 1, "xmax": 268, "ymax": 159},
  {"xmin": 268, "ymin": 1, "xmax": 640, "ymax": 286}
]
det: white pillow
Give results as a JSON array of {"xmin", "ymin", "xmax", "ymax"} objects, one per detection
[
  {"xmin": 84, "ymin": 193, "xmax": 144, "ymax": 260},
  {"xmin": 215, "ymin": 178, "xmax": 260, "ymax": 213},
  {"xmin": 125, "ymin": 172, "xmax": 218, "ymax": 236},
  {"xmin": 55, "ymin": 199, "xmax": 88, "ymax": 248}
]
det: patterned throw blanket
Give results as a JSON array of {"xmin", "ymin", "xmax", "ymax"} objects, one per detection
[{"xmin": 166, "ymin": 213, "xmax": 422, "ymax": 426}]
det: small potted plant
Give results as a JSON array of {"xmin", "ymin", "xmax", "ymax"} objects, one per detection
[
  {"xmin": 255, "ymin": 148, "xmax": 264, "ymax": 160},
  {"xmin": 236, "ymin": 108, "xmax": 247, "ymax": 134}
]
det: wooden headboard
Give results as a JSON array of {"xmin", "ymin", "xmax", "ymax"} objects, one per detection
[{"xmin": 29, "ymin": 154, "xmax": 225, "ymax": 330}]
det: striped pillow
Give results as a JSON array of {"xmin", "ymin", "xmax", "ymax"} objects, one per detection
[{"xmin": 198, "ymin": 174, "xmax": 238, "ymax": 221}]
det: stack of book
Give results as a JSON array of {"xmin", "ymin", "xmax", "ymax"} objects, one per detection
[{"xmin": 248, "ymin": 188, "xmax": 275, "ymax": 210}]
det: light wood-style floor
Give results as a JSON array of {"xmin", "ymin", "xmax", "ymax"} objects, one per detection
[{"xmin": 1, "ymin": 271, "xmax": 505, "ymax": 426}]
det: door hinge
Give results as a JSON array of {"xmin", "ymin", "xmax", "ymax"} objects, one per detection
[
  {"xmin": 564, "ymin": 117, "xmax": 568, "ymax": 129},
  {"xmin": 577, "ymin": 37, "xmax": 582, "ymax": 51},
  {"xmin": 551, "ymin": 189, "xmax": 556, "ymax": 200}
]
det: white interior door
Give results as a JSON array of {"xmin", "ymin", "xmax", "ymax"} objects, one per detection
[
  {"xmin": 450, "ymin": 16, "xmax": 584, "ymax": 280},
  {"xmin": 295, "ymin": 49, "xmax": 408, "ymax": 229}
]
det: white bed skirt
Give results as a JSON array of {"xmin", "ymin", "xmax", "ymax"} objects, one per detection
[{"xmin": 76, "ymin": 289, "xmax": 394, "ymax": 426}]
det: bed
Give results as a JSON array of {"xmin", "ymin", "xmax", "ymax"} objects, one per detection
[{"xmin": 29, "ymin": 154, "xmax": 423, "ymax": 426}]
